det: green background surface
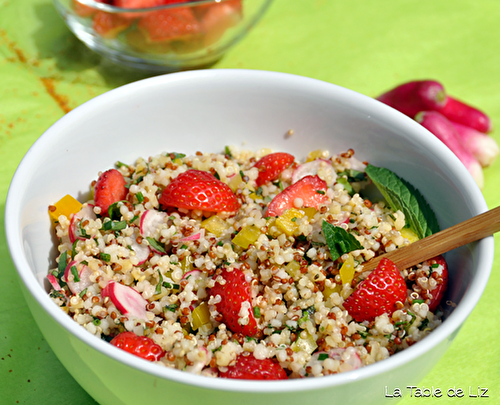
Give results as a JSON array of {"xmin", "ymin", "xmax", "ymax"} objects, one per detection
[{"xmin": 1, "ymin": 0, "xmax": 499, "ymax": 404}]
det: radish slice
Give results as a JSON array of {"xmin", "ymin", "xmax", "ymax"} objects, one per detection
[
  {"xmin": 130, "ymin": 229, "xmax": 150, "ymax": 264},
  {"xmin": 347, "ymin": 156, "xmax": 367, "ymax": 172},
  {"xmin": 101, "ymin": 280, "xmax": 148, "ymax": 320},
  {"xmin": 327, "ymin": 348, "xmax": 362, "ymax": 371},
  {"xmin": 140, "ymin": 209, "xmax": 168, "ymax": 238},
  {"xmin": 64, "ymin": 260, "xmax": 94, "ymax": 295},
  {"xmin": 47, "ymin": 274, "xmax": 62, "ymax": 291},
  {"xmin": 181, "ymin": 269, "xmax": 202, "ymax": 281},
  {"xmin": 69, "ymin": 204, "xmax": 97, "ymax": 243},
  {"xmin": 178, "ymin": 229, "xmax": 205, "ymax": 243},
  {"xmin": 292, "ymin": 159, "xmax": 337, "ymax": 185}
]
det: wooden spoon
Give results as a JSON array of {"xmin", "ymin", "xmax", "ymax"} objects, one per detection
[{"xmin": 362, "ymin": 205, "xmax": 500, "ymax": 272}]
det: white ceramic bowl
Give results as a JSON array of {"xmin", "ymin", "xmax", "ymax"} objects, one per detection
[{"xmin": 5, "ymin": 70, "xmax": 493, "ymax": 405}]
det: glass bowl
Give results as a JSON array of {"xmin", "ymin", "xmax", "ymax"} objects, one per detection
[{"xmin": 53, "ymin": 0, "xmax": 273, "ymax": 71}]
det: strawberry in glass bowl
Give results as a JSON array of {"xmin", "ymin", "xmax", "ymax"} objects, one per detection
[{"xmin": 53, "ymin": 0, "xmax": 273, "ymax": 71}]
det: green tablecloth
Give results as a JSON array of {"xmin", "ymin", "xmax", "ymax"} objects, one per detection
[{"xmin": 1, "ymin": 1, "xmax": 499, "ymax": 403}]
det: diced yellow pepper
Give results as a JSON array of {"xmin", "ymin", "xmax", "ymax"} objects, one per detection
[
  {"xmin": 180, "ymin": 256, "xmax": 193, "ymax": 272},
  {"xmin": 48, "ymin": 194, "xmax": 82, "ymax": 225},
  {"xmin": 232, "ymin": 225, "xmax": 261, "ymax": 249},
  {"xmin": 401, "ymin": 227, "xmax": 420, "ymax": 244},
  {"xmin": 285, "ymin": 261, "xmax": 301, "ymax": 279},
  {"xmin": 201, "ymin": 215, "xmax": 230, "ymax": 237},
  {"xmin": 276, "ymin": 208, "xmax": 305, "ymax": 236},
  {"xmin": 339, "ymin": 254, "xmax": 355, "ymax": 286},
  {"xmin": 300, "ymin": 207, "xmax": 317, "ymax": 220},
  {"xmin": 292, "ymin": 330, "xmax": 318, "ymax": 354},
  {"xmin": 323, "ymin": 283, "xmax": 342, "ymax": 299},
  {"xmin": 306, "ymin": 150, "xmax": 324, "ymax": 162},
  {"xmin": 191, "ymin": 302, "xmax": 211, "ymax": 331},
  {"xmin": 228, "ymin": 172, "xmax": 243, "ymax": 192},
  {"xmin": 173, "ymin": 158, "xmax": 183, "ymax": 165}
]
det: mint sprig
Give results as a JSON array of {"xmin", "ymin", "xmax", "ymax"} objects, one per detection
[
  {"xmin": 322, "ymin": 220, "xmax": 363, "ymax": 262},
  {"xmin": 365, "ymin": 164, "xmax": 440, "ymax": 239}
]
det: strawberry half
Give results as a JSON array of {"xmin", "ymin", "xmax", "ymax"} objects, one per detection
[
  {"xmin": 343, "ymin": 258, "xmax": 407, "ymax": 322},
  {"xmin": 110, "ymin": 331, "xmax": 166, "ymax": 361},
  {"xmin": 253, "ymin": 152, "xmax": 295, "ymax": 187},
  {"xmin": 209, "ymin": 268, "xmax": 258, "ymax": 337},
  {"xmin": 94, "ymin": 169, "xmax": 128, "ymax": 216},
  {"xmin": 159, "ymin": 169, "xmax": 240, "ymax": 215},
  {"xmin": 424, "ymin": 255, "xmax": 449, "ymax": 312},
  {"xmin": 220, "ymin": 353, "xmax": 287, "ymax": 380},
  {"xmin": 266, "ymin": 175, "xmax": 329, "ymax": 217}
]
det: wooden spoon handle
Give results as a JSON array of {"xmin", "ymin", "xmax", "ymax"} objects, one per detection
[{"xmin": 362, "ymin": 205, "xmax": 500, "ymax": 272}]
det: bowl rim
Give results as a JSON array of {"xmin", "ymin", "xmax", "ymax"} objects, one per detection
[
  {"xmin": 5, "ymin": 69, "xmax": 494, "ymax": 393},
  {"xmin": 64, "ymin": 0, "xmax": 259, "ymax": 13}
]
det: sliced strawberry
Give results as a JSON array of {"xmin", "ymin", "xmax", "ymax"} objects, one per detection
[
  {"xmin": 343, "ymin": 258, "xmax": 407, "ymax": 322},
  {"xmin": 253, "ymin": 152, "xmax": 295, "ymax": 187},
  {"xmin": 94, "ymin": 169, "xmax": 128, "ymax": 216},
  {"xmin": 114, "ymin": 0, "xmax": 187, "ymax": 8},
  {"xmin": 92, "ymin": 11, "xmax": 133, "ymax": 39},
  {"xmin": 220, "ymin": 353, "xmax": 287, "ymax": 380},
  {"xmin": 110, "ymin": 331, "xmax": 165, "ymax": 361},
  {"xmin": 209, "ymin": 268, "xmax": 258, "ymax": 337},
  {"xmin": 159, "ymin": 169, "xmax": 240, "ymax": 215},
  {"xmin": 137, "ymin": 7, "xmax": 201, "ymax": 42},
  {"xmin": 423, "ymin": 255, "xmax": 448, "ymax": 312},
  {"xmin": 266, "ymin": 175, "xmax": 329, "ymax": 217}
]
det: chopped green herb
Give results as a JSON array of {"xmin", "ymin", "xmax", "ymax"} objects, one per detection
[
  {"xmin": 147, "ymin": 237, "xmax": 166, "ymax": 253},
  {"xmin": 412, "ymin": 299, "xmax": 425, "ymax": 304},
  {"xmin": 165, "ymin": 304, "xmax": 179, "ymax": 312},
  {"xmin": 71, "ymin": 241, "xmax": 78, "ymax": 259},
  {"xmin": 102, "ymin": 220, "xmax": 127, "ymax": 232},
  {"xmin": 107, "ymin": 201, "xmax": 126, "ymax": 220},
  {"xmin": 155, "ymin": 270, "xmax": 163, "ymax": 295},
  {"xmin": 224, "ymin": 146, "xmax": 233, "ymax": 158},
  {"xmin": 180, "ymin": 244, "xmax": 188, "ymax": 250},
  {"xmin": 316, "ymin": 189, "xmax": 325, "ymax": 195},
  {"xmin": 58, "ymin": 251, "xmax": 68, "ymax": 274},
  {"xmin": 253, "ymin": 306, "xmax": 261, "ymax": 318},
  {"xmin": 291, "ymin": 217, "xmax": 297, "ymax": 222},
  {"xmin": 365, "ymin": 164, "xmax": 440, "ymax": 239},
  {"xmin": 431, "ymin": 263, "xmax": 440, "ymax": 268},
  {"xmin": 99, "ymin": 253, "xmax": 111, "ymax": 262},
  {"xmin": 116, "ymin": 161, "xmax": 129, "ymax": 169},
  {"xmin": 70, "ymin": 265, "xmax": 80, "ymax": 282},
  {"xmin": 418, "ymin": 318, "xmax": 430, "ymax": 330},
  {"xmin": 136, "ymin": 192, "xmax": 144, "ymax": 203},
  {"xmin": 169, "ymin": 152, "xmax": 186, "ymax": 160},
  {"xmin": 318, "ymin": 353, "xmax": 329, "ymax": 361},
  {"xmin": 93, "ymin": 318, "xmax": 101, "ymax": 326},
  {"xmin": 322, "ymin": 220, "xmax": 363, "ymax": 262},
  {"xmin": 214, "ymin": 172, "xmax": 220, "ymax": 180},
  {"xmin": 336, "ymin": 177, "xmax": 353, "ymax": 195},
  {"xmin": 79, "ymin": 288, "xmax": 88, "ymax": 298}
]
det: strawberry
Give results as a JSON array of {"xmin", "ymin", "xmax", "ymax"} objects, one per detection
[
  {"xmin": 209, "ymin": 268, "xmax": 258, "ymax": 337},
  {"xmin": 343, "ymin": 258, "xmax": 407, "ymax": 322},
  {"xmin": 114, "ymin": 0, "xmax": 187, "ymax": 8},
  {"xmin": 219, "ymin": 353, "xmax": 287, "ymax": 380},
  {"xmin": 423, "ymin": 255, "xmax": 449, "ymax": 312},
  {"xmin": 159, "ymin": 169, "xmax": 240, "ymax": 215},
  {"xmin": 92, "ymin": 11, "xmax": 133, "ymax": 39},
  {"xmin": 266, "ymin": 175, "xmax": 329, "ymax": 217},
  {"xmin": 110, "ymin": 331, "xmax": 166, "ymax": 361},
  {"xmin": 253, "ymin": 152, "xmax": 295, "ymax": 187},
  {"xmin": 137, "ymin": 7, "xmax": 201, "ymax": 42},
  {"xmin": 94, "ymin": 169, "xmax": 128, "ymax": 216}
]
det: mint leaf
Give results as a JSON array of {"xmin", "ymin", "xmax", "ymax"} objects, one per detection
[
  {"xmin": 365, "ymin": 164, "xmax": 440, "ymax": 239},
  {"xmin": 322, "ymin": 220, "xmax": 363, "ymax": 262}
]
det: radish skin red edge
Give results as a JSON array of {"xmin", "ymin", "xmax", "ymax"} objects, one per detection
[
  {"xmin": 450, "ymin": 122, "xmax": 499, "ymax": 167},
  {"xmin": 64, "ymin": 260, "xmax": 94, "ymax": 295},
  {"xmin": 47, "ymin": 274, "xmax": 62, "ymax": 291},
  {"xmin": 376, "ymin": 80, "xmax": 447, "ymax": 118},
  {"xmin": 438, "ymin": 96, "xmax": 493, "ymax": 134},
  {"xmin": 69, "ymin": 204, "xmax": 97, "ymax": 243},
  {"xmin": 415, "ymin": 111, "xmax": 484, "ymax": 188},
  {"xmin": 101, "ymin": 280, "xmax": 148, "ymax": 321}
]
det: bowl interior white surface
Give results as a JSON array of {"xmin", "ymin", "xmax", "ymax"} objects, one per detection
[{"xmin": 5, "ymin": 70, "xmax": 492, "ymax": 404}]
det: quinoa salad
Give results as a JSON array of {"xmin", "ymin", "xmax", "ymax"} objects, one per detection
[{"xmin": 47, "ymin": 146, "xmax": 447, "ymax": 379}]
